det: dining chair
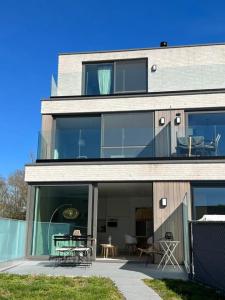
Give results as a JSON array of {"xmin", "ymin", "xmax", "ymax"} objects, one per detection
[{"xmin": 124, "ymin": 234, "xmax": 137, "ymax": 255}]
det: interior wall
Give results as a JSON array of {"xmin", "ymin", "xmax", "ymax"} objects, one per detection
[{"xmin": 97, "ymin": 183, "xmax": 153, "ymax": 251}]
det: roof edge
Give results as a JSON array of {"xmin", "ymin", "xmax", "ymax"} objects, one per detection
[{"xmin": 59, "ymin": 42, "xmax": 225, "ymax": 56}]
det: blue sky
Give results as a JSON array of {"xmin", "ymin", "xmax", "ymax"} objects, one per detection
[{"xmin": 0, "ymin": 0, "xmax": 225, "ymax": 178}]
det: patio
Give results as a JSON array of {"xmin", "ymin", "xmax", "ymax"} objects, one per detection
[{"xmin": 1, "ymin": 260, "xmax": 187, "ymax": 300}]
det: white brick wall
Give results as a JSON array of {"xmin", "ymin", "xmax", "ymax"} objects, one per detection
[
  {"xmin": 42, "ymin": 92, "xmax": 225, "ymax": 115},
  {"xmin": 57, "ymin": 45, "xmax": 225, "ymax": 96},
  {"xmin": 25, "ymin": 161, "xmax": 225, "ymax": 183}
]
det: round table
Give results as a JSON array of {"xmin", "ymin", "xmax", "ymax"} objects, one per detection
[{"xmin": 100, "ymin": 244, "xmax": 118, "ymax": 258}]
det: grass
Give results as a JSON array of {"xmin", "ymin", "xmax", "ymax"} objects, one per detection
[
  {"xmin": 0, "ymin": 274, "xmax": 124, "ymax": 300},
  {"xmin": 143, "ymin": 279, "xmax": 225, "ymax": 300}
]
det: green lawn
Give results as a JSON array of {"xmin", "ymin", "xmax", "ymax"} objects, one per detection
[
  {"xmin": 144, "ymin": 279, "xmax": 225, "ymax": 300},
  {"xmin": 0, "ymin": 274, "xmax": 124, "ymax": 300}
]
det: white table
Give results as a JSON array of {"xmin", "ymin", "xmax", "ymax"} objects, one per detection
[{"xmin": 157, "ymin": 240, "xmax": 182, "ymax": 271}]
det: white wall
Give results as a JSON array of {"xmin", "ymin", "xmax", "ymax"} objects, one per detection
[
  {"xmin": 56, "ymin": 45, "xmax": 225, "ymax": 96},
  {"xmin": 25, "ymin": 161, "xmax": 225, "ymax": 183},
  {"xmin": 42, "ymin": 92, "xmax": 225, "ymax": 115},
  {"xmin": 97, "ymin": 194, "xmax": 153, "ymax": 250}
]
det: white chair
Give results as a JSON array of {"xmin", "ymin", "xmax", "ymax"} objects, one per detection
[
  {"xmin": 147, "ymin": 236, "xmax": 153, "ymax": 245},
  {"xmin": 125, "ymin": 234, "xmax": 137, "ymax": 255}
]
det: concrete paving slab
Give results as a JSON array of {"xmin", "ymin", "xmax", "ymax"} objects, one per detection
[{"xmin": 2, "ymin": 260, "xmax": 188, "ymax": 299}]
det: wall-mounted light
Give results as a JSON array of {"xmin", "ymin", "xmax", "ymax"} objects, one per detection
[
  {"xmin": 175, "ymin": 113, "xmax": 181, "ymax": 125},
  {"xmin": 159, "ymin": 117, "xmax": 165, "ymax": 126},
  {"xmin": 151, "ymin": 64, "xmax": 157, "ymax": 72},
  {"xmin": 160, "ymin": 197, "xmax": 167, "ymax": 208}
]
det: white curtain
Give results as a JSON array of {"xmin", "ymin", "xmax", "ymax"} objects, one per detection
[{"xmin": 97, "ymin": 65, "xmax": 112, "ymax": 94}]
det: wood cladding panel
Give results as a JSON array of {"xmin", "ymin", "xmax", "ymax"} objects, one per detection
[
  {"xmin": 153, "ymin": 182, "xmax": 191, "ymax": 263},
  {"xmin": 154, "ymin": 110, "xmax": 185, "ymax": 157}
]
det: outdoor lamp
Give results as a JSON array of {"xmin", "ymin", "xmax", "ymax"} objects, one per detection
[
  {"xmin": 151, "ymin": 64, "xmax": 157, "ymax": 72},
  {"xmin": 160, "ymin": 197, "xmax": 167, "ymax": 208},
  {"xmin": 159, "ymin": 117, "xmax": 165, "ymax": 126},
  {"xmin": 175, "ymin": 116, "xmax": 181, "ymax": 125}
]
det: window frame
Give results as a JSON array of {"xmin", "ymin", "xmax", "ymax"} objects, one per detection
[
  {"xmin": 185, "ymin": 110, "xmax": 225, "ymax": 156},
  {"xmin": 82, "ymin": 58, "xmax": 148, "ymax": 96},
  {"xmin": 186, "ymin": 110, "xmax": 225, "ymax": 127},
  {"xmin": 191, "ymin": 182, "xmax": 225, "ymax": 220},
  {"xmin": 54, "ymin": 114, "xmax": 102, "ymax": 160}
]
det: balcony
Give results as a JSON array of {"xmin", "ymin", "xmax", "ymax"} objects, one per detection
[{"xmin": 37, "ymin": 124, "xmax": 225, "ymax": 161}]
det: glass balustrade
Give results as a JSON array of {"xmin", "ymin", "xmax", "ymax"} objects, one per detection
[
  {"xmin": 36, "ymin": 125, "xmax": 225, "ymax": 160},
  {"xmin": 175, "ymin": 125, "xmax": 225, "ymax": 158},
  {"xmin": 0, "ymin": 218, "xmax": 27, "ymax": 262}
]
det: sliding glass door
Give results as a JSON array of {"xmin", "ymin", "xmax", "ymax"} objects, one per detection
[
  {"xmin": 54, "ymin": 116, "xmax": 101, "ymax": 159},
  {"xmin": 32, "ymin": 185, "xmax": 90, "ymax": 256},
  {"xmin": 101, "ymin": 112, "xmax": 154, "ymax": 158}
]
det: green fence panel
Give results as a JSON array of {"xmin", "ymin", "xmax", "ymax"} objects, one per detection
[{"xmin": 0, "ymin": 218, "xmax": 27, "ymax": 262}]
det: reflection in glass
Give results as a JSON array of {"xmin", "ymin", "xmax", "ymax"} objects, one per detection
[
  {"xmin": 188, "ymin": 112, "xmax": 225, "ymax": 156},
  {"xmin": 102, "ymin": 112, "xmax": 154, "ymax": 158},
  {"xmin": 84, "ymin": 59, "xmax": 147, "ymax": 95},
  {"xmin": 193, "ymin": 185, "xmax": 225, "ymax": 220},
  {"xmin": 54, "ymin": 116, "xmax": 101, "ymax": 159},
  {"xmin": 85, "ymin": 63, "xmax": 113, "ymax": 95},
  {"xmin": 115, "ymin": 59, "xmax": 147, "ymax": 93},
  {"xmin": 32, "ymin": 185, "xmax": 89, "ymax": 256}
]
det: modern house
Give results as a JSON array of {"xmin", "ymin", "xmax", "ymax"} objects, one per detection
[{"xmin": 25, "ymin": 43, "xmax": 225, "ymax": 266}]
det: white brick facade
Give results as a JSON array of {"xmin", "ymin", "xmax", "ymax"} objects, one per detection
[{"xmin": 57, "ymin": 44, "xmax": 225, "ymax": 96}]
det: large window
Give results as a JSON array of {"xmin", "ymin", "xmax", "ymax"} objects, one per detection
[
  {"xmin": 187, "ymin": 111, "xmax": 225, "ymax": 156},
  {"xmin": 192, "ymin": 184, "xmax": 225, "ymax": 220},
  {"xmin": 32, "ymin": 185, "xmax": 89, "ymax": 256},
  {"xmin": 101, "ymin": 112, "xmax": 154, "ymax": 158},
  {"xmin": 51, "ymin": 112, "xmax": 154, "ymax": 159},
  {"xmin": 84, "ymin": 59, "xmax": 147, "ymax": 95},
  {"xmin": 54, "ymin": 116, "xmax": 101, "ymax": 159}
]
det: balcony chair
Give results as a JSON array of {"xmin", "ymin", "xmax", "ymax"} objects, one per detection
[
  {"xmin": 204, "ymin": 133, "xmax": 221, "ymax": 156},
  {"xmin": 176, "ymin": 136, "xmax": 204, "ymax": 156}
]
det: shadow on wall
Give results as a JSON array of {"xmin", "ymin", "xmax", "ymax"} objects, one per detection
[
  {"xmin": 154, "ymin": 203, "xmax": 185, "ymax": 265},
  {"xmin": 154, "ymin": 123, "xmax": 171, "ymax": 157},
  {"xmin": 137, "ymin": 123, "xmax": 171, "ymax": 158}
]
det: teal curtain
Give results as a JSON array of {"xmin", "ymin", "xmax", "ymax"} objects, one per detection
[{"xmin": 97, "ymin": 65, "xmax": 112, "ymax": 94}]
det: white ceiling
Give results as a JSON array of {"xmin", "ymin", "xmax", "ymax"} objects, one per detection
[{"xmin": 98, "ymin": 182, "xmax": 152, "ymax": 197}]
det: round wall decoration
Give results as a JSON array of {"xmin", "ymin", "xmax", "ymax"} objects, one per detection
[{"xmin": 63, "ymin": 208, "xmax": 79, "ymax": 220}]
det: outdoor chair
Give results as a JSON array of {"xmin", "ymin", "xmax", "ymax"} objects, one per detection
[
  {"xmin": 138, "ymin": 243, "xmax": 164, "ymax": 265},
  {"xmin": 124, "ymin": 234, "xmax": 137, "ymax": 255},
  {"xmin": 203, "ymin": 133, "xmax": 221, "ymax": 156},
  {"xmin": 147, "ymin": 236, "xmax": 153, "ymax": 246},
  {"xmin": 176, "ymin": 136, "xmax": 205, "ymax": 156},
  {"xmin": 73, "ymin": 229, "xmax": 83, "ymax": 247}
]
